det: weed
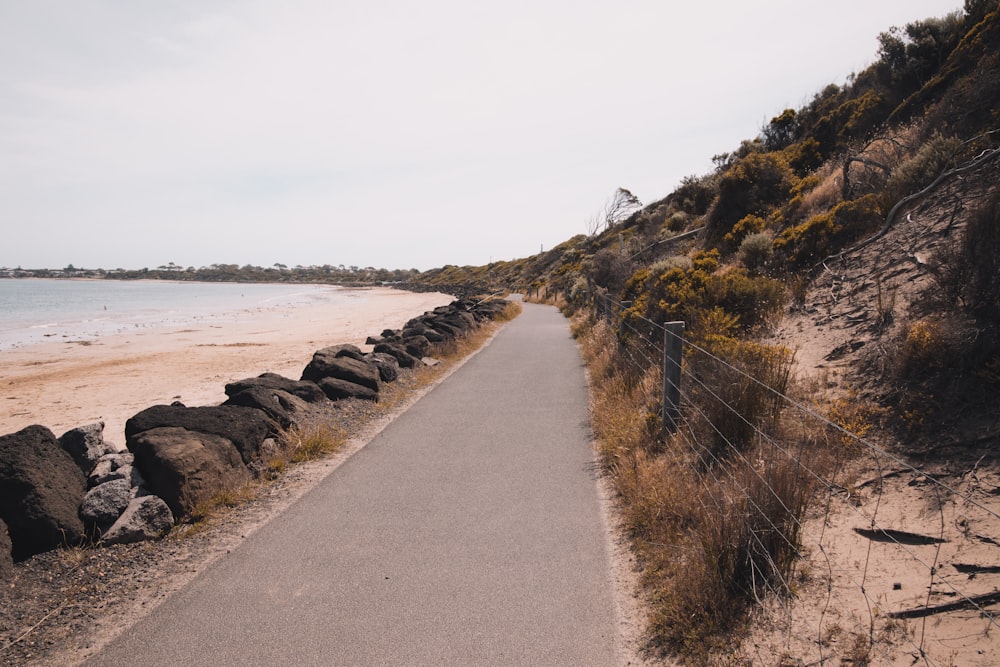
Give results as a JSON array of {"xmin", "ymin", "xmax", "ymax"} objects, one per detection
[
  {"xmin": 263, "ymin": 457, "xmax": 287, "ymax": 480},
  {"xmin": 874, "ymin": 277, "xmax": 897, "ymax": 329},
  {"xmin": 825, "ymin": 393, "xmax": 884, "ymax": 451},
  {"xmin": 288, "ymin": 423, "xmax": 347, "ymax": 463},
  {"xmin": 188, "ymin": 484, "xmax": 259, "ymax": 525},
  {"xmin": 57, "ymin": 544, "xmax": 90, "ymax": 568}
]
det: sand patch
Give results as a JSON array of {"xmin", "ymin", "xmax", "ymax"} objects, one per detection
[{"xmin": 0, "ymin": 287, "xmax": 452, "ymax": 444}]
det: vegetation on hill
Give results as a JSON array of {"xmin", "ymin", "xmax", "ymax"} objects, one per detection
[{"xmin": 418, "ymin": 2, "xmax": 1000, "ymax": 662}]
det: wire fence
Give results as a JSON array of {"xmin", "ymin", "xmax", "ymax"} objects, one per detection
[{"xmin": 586, "ymin": 288, "xmax": 1000, "ymax": 665}]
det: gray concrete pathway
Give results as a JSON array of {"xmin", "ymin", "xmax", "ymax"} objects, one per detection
[{"xmin": 87, "ymin": 302, "xmax": 620, "ymax": 666}]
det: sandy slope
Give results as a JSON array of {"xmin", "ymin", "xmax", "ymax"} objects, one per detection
[{"xmin": 739, "ymin": 161, "xmax": 1000, "ymax": 665}]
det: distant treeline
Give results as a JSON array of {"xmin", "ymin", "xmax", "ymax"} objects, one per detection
[
  {"xmin": 1, "ymin": 263, "xmax": 422, "ymax": 285},
  {"xmin": 0, "ymin": 264, "xmax": 501, "ymax": 299}
]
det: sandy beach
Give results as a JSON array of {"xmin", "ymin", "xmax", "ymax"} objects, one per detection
[{"xmin": 0, "ymin": 286, "xmax": 453, "ymax": 445}]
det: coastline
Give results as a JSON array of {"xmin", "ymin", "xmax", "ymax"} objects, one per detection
[{"xmin": 0, "ymin": 286, "xmax": 453, "ymax": 445}]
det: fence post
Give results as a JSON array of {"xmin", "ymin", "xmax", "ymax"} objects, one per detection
[{"xmin": 662, "ymin": 321, "xmax": 685, "ymax": 434}]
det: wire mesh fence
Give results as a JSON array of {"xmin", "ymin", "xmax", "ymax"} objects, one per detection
[{"xmin": 586, "ymin": 288, "xmax": 1000, "ymax": 665}]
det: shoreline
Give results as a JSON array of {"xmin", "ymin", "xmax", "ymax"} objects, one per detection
[{"xmin": 0, "ymin": 287, "xmax": 453, "ymax": 445}]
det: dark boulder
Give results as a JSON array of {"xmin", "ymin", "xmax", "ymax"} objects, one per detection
[
  {"xmin": 403, "ymin": 335, "xmax": 431, "ymax": 359},
  {"xmin": 373, "ymin": 342, "xmax": 420, "ymax": 369},
  {"xmin": 442, "ymin": 311, "xmax": 477, "ymax": 332},
  {"xmin": 0, "ymin": 519, "xmax": 12, "ymax": 578},
  {"xmin": 301, "ymin": 352, "xmax": 380, "ymax": 392},
  {"xmin": 59, "ymin": 422, "xmax": 115, "ymax": 475},
  {"xmin": 224, "ymin": 373, "xmax": 327, "ymax": 404},
  {"xmin": 475, "ymin": 299, "xmax": 510, "ymax": 319},
  {"xmin": 402, "ymin": 325, "xmax": 446, "ymax": 343},
  {"xmin": 317, "ymin": 377, "xmax": 379, "ymax": 402},
  {"xmin": 0, "ymin": 425, "xmax": 87, "ymax": 561},
  {"xmin": 128, "ymin": 427, "xmax": 251, "ymax": 517},
  {"xmin": 315, "ymin": 344, "xmax": 366, "ymax": 361},
  {"xmin": 368, "ymin": 352, "xmax": 400, "ymax": 383},
  {"xmin": 125, "ymin": 404, "xmax": 279, "ymax": 468},
  {"xmin": 427, "ymin": 319, "xmax": 465, "ymax": 340},
  {"xmin": 224, "ymin": 386, "xmax": 310, "ymax": 430}
]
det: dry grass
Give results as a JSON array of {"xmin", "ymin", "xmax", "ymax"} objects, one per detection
[
  {"xmin": 185, "ymin": 482, "xmax": 262, "ymax": 529},
  {"xmin": 287, "ymin": 423, "xmax": 348, "ymax": 463},
  {"xmin": 575, "ymin": 310, "xmax": 818, "ymax": 664}
]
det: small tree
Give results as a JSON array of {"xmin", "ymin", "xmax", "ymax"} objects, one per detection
[{"xmin": 588, "ymin": 188, "xmax": 642, "ymax": 235}]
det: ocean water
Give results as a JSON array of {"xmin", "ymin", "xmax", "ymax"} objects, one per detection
[{"xmin": 0, "ymin": 279, "xmax": 354, "ymax": 351}]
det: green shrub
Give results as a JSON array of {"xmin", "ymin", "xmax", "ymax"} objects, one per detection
[
  {"xmin": 648, "ymin": 255, "xmax": 692, "ymax": 275},
  {"xmin": 783, "ymin": 137, "xmax": 824, "ymax": 175},
  {"xmin": 671, "ymin": 173, "xmax": 718, "ymax": 215},
  {"xmin": 737, "ymin": 232, "xmax": 775, "ymax": 273},
  {"xmin": 958, "ymin": 188, "xmax": 1000, "ymax": 322},
  {"xmin": 885, "ymin": 132, "xmax": 962, "ymax": 200},
  {"xmin": 773, "ymin": 194, "xmax": 884, "ymax": 268},
  {"xmin": 689, "ymin": 334, "xmax": 794, "ymax": 456},
  {"xmin": 707, "ymin": 153, "xmax": 797, "ymax": 246},
  {"xmin": 622, "ymin": 252, "xmax": 785, "ymax": 341},
  {"xmin": 722, "ymin": 214, "xmax": 767, "ymax": 253}
]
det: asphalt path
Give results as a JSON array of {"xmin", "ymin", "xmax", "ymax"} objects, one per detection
[{"xmin": 87, "ymin": 302, "xmax": 621, "ymax": 666}]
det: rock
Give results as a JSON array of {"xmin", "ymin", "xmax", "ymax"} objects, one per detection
[
  {"xmin": 59, "ymin": 422, "xmax": 114, "ymax": 475},
  {"xmin": 224, "ymin": 372, "xmax": 327, "ymax": 404},
  {"xmin": 315, "ymin": 343, "xmax": 366, "ymax": 361},
  {"xmin": 224, "ymin": 386, "xmax": 310, "ymax": 430},
  {"xmin": 317, "ymin": 377, "xmax": 379, "ymax": 402},
  {"xmin": 0, "ymin": 519, "xmax": 12, "ymax": 578},
  {"xmin": 88, "ymin": 452, "xmax": 136, "ymax": 488},
  {"xmin": 474, "ymin": 299, "xmax": 511, "ymax": 319},
  {"xmin": 101, "ymin": 495, "xmax": 174, "ymax": 545},
  {"xmin": 403, "ymin": 335, "xmax": 431, "ymax": 359},
  {"xmin": 373, "ymin": 342, "xmax": 420, "ymax": 369},
  {"xmin": 421, "ymin": 357, "xmax": 441, "ymax": 367},
  {"xmin": 441, "ymin": 312, "xmax": 477, "ymax": 333},
  {"xmin": 301, "ymin": 352, "xmax": 380, "ymax": 392},
  {"xmin": 125, "ymin": 404, "xmax": 279, "ymax": 468},
  {"xmin": 402, "ymin": 325, "xmax": 446, "ymax": 343},
  {"xmin": 128, "ymin": 427, "xmax": 252, "ymax": 517},
  {"xmin": 0, "ymin": 425, "xmax": 87, "ymax": 561},
  {"xmin": 368, "ymin": 352, "xmax": 400, "ymax": 383},
  {"xmin": 79, "ymin": 479, "xmax": 132, "ymax": 530}
]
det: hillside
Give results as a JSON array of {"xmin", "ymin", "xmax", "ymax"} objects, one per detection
[{"xmin": 421, "ymin": 3, "xmax": 1000, "ymax": 664}]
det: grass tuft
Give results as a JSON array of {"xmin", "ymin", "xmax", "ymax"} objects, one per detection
[{"xmin": 288, "ymin": 423, "xmax": 348, "ymax": 463}]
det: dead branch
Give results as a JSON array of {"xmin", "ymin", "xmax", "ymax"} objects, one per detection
[
  {"xmin": 842, "ymin": 156, "xmax": 892, "ymax": 199},
  {"xmin": 817, "ymin": 143, "xmax": 1000, "ymax": 273}
]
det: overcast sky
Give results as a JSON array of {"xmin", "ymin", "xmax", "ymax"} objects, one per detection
[{"xmin": 0, "ymin": 1, "xmax": 965, "ymax": 272}]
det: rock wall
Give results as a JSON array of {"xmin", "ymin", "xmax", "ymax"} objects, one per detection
[{"xmin": 0, "ymin": 297, "xmax": 510, "ymax": 568}]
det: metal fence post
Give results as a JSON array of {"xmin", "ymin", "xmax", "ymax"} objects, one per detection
[{"xmin": 662, "ymin": 321, "xmax": 685, "ymax": 434}]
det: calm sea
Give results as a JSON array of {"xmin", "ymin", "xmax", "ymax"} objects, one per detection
[{"xmin": 0, "ymin": 279, "xmax": 353, "ymax": 351}]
